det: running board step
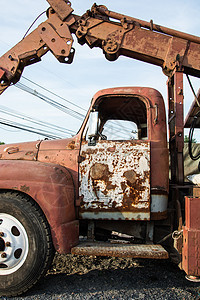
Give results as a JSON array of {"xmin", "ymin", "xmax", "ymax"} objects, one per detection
[{"xmin": 71, "ymin": 242, "xmax": 168, "ymax": 259}]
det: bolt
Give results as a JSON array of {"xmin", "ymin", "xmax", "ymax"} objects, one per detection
[
  {"xmin": 1, "ymin": 252, "xmax": 6, "ymax": 258},
  {"xmin": 5, "ymin": 242, "xmax": 11, "ymax": 247},
  {"xmin": 61, "ymin": 49, "xmax": 66, "ymax": 54},
  {"xmin": 0, "ymin": 232, "xmax": 4, "ymax": 237},
  {"xmin": 42, "ymin": 27, "xmax": 46, "ymax": 31},
  {"xmin": 77, "ymin": 31, "xmax": 82, "ymax": 37},
  {"xmin": 8, "ymin": 54, "xmax": 14, "ymax": 61}
]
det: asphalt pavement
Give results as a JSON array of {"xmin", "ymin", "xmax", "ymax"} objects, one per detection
[{"xmin": 1, "ymin": 254, "xmax": 200, "ymax": 300}]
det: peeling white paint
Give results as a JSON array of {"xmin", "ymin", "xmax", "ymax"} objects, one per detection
[{"xmin": 79, "ymin": 140, "xmax": 150, "ymax": 220}]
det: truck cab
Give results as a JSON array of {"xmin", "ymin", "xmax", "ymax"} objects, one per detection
[
  {"xmin": 0, "ymin": 87, "xmax": 170, "ymax": 296},
  {"xmin": 79, "ymin": 87, "xmax": 169, "ymax": 224},
  {"xmin": 0, "ymin": 86, "xmax": 169, "ymax": 246}
]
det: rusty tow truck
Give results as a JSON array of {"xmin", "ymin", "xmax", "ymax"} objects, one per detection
[{"xmin": 0, "ymin": 0, "xmax": 200, "ymax": 296}]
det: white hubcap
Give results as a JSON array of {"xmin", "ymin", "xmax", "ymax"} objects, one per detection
[{"xmin": 0, "ymin": 213, "xmax": 29, "ymax": 275}]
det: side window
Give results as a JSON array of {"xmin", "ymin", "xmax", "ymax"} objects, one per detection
[
  {"xmin": 83, "ymin": 95, "xmax": 148, "ymax": 143},
  {"xmin": 101, "ymin": 120, "xmax": 147, "ymax": 140},
  {"xmin": 101, "ymin": 120, "xmax": 138, "ymax": 140}
]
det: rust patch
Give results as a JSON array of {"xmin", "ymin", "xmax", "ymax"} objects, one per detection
[
  {"xmin": 107, "ymin": 184, "xmax": 117, "ymax": 190},
  {"xmin": 121, "ymin": 182, "xmax": 127, "ymax": 193},
  {"xmin": 25, "ymin": 151, "xmax": 34, "ymax": 156},
  {"xmin": 67, "ymin": 141, "xmax": 76, "ymax": 150},
  {"xmin": 108, "ymin": 146, "xmax": 116, "ymax": 152},
  {"xmin": 4, "ymin": 146, "xmax": 19, "ymax": 154},
  {"xmin": 151, "ymin": 211, "xmax": 167, "ymax": 220},
  {"xmin": 82, "ymin": 148, "xmax": 99, "ymax": 155},
  {"xmin": 122, "ymin": 173, "xmax": 147, "ymax": 208},
  {"xmin": 112, "ymin": 200, "xmax": 117, "ymax": 208},
  {"xmin": 122, "ymin": 197, "xmax": 134, "ymax": 209},
  {"xmin": 71, "ymin": 242, "xmax": 169, "ymax": 259},
  {"xmin": 124, "ymin": 170, "xmax": 137, "ymax": 184},
  {"xmin": 20, "ymin": 184, "xmax": 30, "ymax": 193},
  {"xmin": 90, "ymin": 163, "xmax": 109, "ymax": 180}
]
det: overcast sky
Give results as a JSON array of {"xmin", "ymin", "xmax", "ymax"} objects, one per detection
[{"xmin": 0, "ymin": 0, "xmax": 200, "ymax": 143}]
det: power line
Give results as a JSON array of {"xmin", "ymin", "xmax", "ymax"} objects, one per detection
[
  {"xmin": 0, "ymin": 126, "xmax": 19, "ymax": 132},
  {"xmin": 0, "ymin": 35, "xmax": 135, "ymax": 135},
  {"xmin": 15, "ymin": 82, "xmax": 85, "ymax": 121},
  {"xmin": 0, "ymin": 105, "xmax": 76, "ymax": 136},
  {"xmin": 22, "ymin": 76, "xmax": 87, "ymax": 112},
  {"xmin": 20, "ymin": 77, "xmax": 134, "ymax": 135},
  {"xmin": 0, "ymin": 117, "xmax": 63, "ymax": 139},
  {"xmin": 0, "ymin": 40, "xmax": 142, "ymax": 137},
  {"xmin": 16, "ymin": 82, "xmax": 135, "ymax": 135},
  {"xmin": 22, "ymin": 76, "xmax": 134, "ymax": 132}
]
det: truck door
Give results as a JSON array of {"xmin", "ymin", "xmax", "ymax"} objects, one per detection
[{"xmin": 79, "ymin": 94, "xmax": 151, "ymax": 221}]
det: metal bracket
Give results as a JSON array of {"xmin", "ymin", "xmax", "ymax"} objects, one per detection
[
  {"xmin": 146, "ymin": 221, "xmax": 154, "ymax": 243},
  {"xmin": 46, "ymin": 0, "xmax": 73, "ymax": 21},
  {"xmin": 87, "ymin": 221, "xmax": 95, "ymax": 241},
  {"xmin": 38, "ymin": 22, "xmax": 72, "ymax": 56},
  {"xmin": 88, "ymin": 137, "xmax": 97, "ymax": 146}
]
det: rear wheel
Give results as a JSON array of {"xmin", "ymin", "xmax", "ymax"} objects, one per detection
[{"xmin": 0, "ymin": 192, "xmax": 54, "ymax": 297}]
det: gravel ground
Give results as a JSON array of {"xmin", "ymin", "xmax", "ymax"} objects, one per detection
[{"xmin": 1, "ymin": 254, "xmax": 200, "ymax": 300}]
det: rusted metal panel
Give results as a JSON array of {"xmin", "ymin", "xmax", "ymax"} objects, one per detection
[
  {"xmin": 182, "ymin": 228, "xmax": 200, "ymax": 276},
  {"xmin": 83, "ymin": 87, "xmax": 168, "ymax": 195},
  {"xmin": 185, "ymin": 197, "xmax": 200, "ymax": 230},
  {"xmin": 79, "ymin": 140, "xmax": 150, "ymax": 220},
  {"xmin": 0, "ymin": 68, "xmax": 5, "ymax": 79},
  {"xmin": 95, "ymin": 5, "xmax": 200, "ymax": 45},
  {"xmin": 0, "ymin": 160, "xmax": 78, "ymax": 254},
  {"xmin": 0, "ymin": 7, "xmax": 76, "ymax": 95},
  {"xmin": 37, "ymin": 137, "xmax": 80, "ymax": 195},
  {"xmin": 74, "ymin": 7, "xmax": 200, "ymax": 77},
  {"xmin": 47, "ymin": 0, "xmax": 73, "ymax": 21},
  {"xmin": 168, "ymin": 72, "xmax": 184, "ymax": 184},
  {"xmin": 0, "ymin": 137, "xmax": 81, "ymax": 196},
  {"xmin": 71, "ymin": 242, "xmax": 168, "ymax": 259},
  {"xmin": 38, "ymin": 22, "xmax": 72, "ymax": 58},
  {"xmin": 0, "ymin": 141, "xmax": 40, "ymax": 161},
  {"xmin": 182, "ymin": 197, "xmax": 200, "ymax": 276}
]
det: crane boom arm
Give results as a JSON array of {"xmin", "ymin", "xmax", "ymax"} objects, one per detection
[
  {"xmin": 72, "ymin": 4, "xmax": 200, "ymax": 77},
  {"xmin": 0, "ymin": 2, "xmax": 77, "ymax": 95},
  {"xmin": 0, "ymin": 0, "xmax": 200, "ymax": 95}
]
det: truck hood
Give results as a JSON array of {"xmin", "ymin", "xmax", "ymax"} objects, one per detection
[
  {"xmin": 0, "ymin": 140, "xmax": 40, "ymax": 161},
  {"xmin": 0, "ymin": 137, "xmax": 80, "ymax": 162}
]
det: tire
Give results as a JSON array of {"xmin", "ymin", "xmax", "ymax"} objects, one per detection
[{"xmin": 0, "ymin": 192, "xmax": 54, "ymax": 297}]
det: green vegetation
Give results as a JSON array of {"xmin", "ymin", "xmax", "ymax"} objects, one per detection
[{"xmin": 184, "ymin": 135, "xmax": 197, "ymax": 143}]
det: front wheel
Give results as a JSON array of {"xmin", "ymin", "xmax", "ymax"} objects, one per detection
[{"xmin": 0, "ymin": 192, "xmax": 54, "ymax": 297}]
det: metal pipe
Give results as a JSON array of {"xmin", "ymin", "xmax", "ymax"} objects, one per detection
[{"xmin": 96, "ymin": 6, "xmax": 200, "ymax": 45}]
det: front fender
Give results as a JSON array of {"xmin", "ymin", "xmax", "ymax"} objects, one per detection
[{"xmin": 0, "ymin": 160, "xmax": 79, "ymax": 253}]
